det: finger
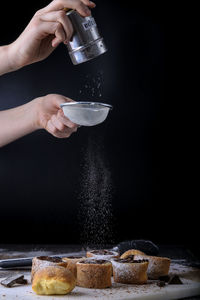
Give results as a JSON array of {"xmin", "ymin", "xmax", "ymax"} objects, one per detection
[
  {"xmin": 81, "ymin": 0, "xmax": 96, "ymax": 8},
  {"xmin": 52, "ymin": 23, "xmax": 66, "ymax": 47},
  {"xmin": 39, "ymin": 11, "xmax": 73, "ymax": 43},
  {"xmin": 64, "ymin": 97, "xmax": 75, "ymax": 103},
  {"xmin": 45, "ymin": 0, "xmax": 91, "ymax": 17},
  {"xmin": 51, "ymin": 114, "xmax": 77, "ymax": 136},
  {"xmin": 47, "ymin": 94, "xmax": 75, "ymax": 109},
  {"xmin": 51, "ymin": 114, "xmax": 66, "ymax": 131},
  {"xmin": 46, "ymin": 119, "xmax": 58, "ymax": 136},
  {"xmin": 57, "ymin": 109, "xmax": 78, "ymax": 130},
  {"xmin": 46, "ymin": 119, "xmax": 72, "ymax": 138},
  {"xmin": 34, "ymin": 20, "xmax": 64, "ymax": 44}
]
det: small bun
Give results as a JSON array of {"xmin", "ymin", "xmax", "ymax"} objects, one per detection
[
  {"xmin": 120, "ymin": 249, "xmax": 146, "ymax": 258},
  {"xmin": 32, "ymin": 266, "xmax": 76, "ymax": 295},
  {"xmin": 135, "ymin": 255, "xmax": 171, "ymax": 279},
  {"xmin": 31, "ymin": 256, "xmax": 68, "ymax": 281},
  {"xmin": 77, "ymin": 259, "xmax": 112, "ymax": 288},
  {"xmin": 112, "ymin": 257, "xmax": 149, "ymax": 284}
]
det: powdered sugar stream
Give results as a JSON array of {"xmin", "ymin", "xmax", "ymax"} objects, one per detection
[{"xmin": 78, "ymin": 136, "xmax": 114, "ymax": 249}]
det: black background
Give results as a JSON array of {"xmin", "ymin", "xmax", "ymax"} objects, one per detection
[{"xmin": 0, "ymin": 1, "xmax": 196, "ymax": 252}]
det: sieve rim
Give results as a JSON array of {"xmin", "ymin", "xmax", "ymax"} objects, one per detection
[{"xmin": 60, "ymin": 102, "xmax": 113, "ymax": 110}]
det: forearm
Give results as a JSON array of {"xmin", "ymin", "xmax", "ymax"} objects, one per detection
[
  {"xmin": 0, "ymin": 44, "xmax": 20, "ymax": 76},
  {"xmin": 0, "ymin": 100, "xmax": 39, "ymax": 147}
]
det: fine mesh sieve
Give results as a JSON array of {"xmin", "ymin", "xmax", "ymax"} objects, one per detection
[{"xmin": 60, "ymin": 102, "xmax": 112, "ymax": 126}]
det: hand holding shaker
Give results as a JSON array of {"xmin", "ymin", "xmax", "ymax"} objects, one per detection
[{"xmin": 65, "ymin": 9, "xmax": 107, "ymax": 65}]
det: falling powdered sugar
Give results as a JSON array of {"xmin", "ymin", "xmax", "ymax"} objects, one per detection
[
  {"xmin": 78, "ymin": 70, "xmax": 104, "ymax": 99},
  {"xmin": 78, "ymin": 135, "xmax": 114, "ymax": 249}
]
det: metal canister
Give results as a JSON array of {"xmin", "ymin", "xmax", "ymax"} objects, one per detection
[{"xmin": 66, "ymin": 10, "xmax": 107, "ymax": 65}]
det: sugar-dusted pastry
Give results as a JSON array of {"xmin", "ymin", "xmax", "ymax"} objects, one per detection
[
  {"xmin": 120, "ymin": 249, "xmax": 146, "ymax": 258},
  {"xmin": 77, "ymin": 259, "xmax": 112, "ymax": 288},
  {"xmin": 134, "ymin": 254, "xmax": 171, "ymax": 279},
  {"xmin": 62, "ymin": 256, "xmax": 85, "ymax": 278},
  {"xmin": 31, "ymin": 256, "xmax": 68, "ymax": 281},
  {"xmin": 86, "ymin": 249, "xmax": 119, "ymax": 260},
  {"xmin": 112, "ymin": 255, "xmax": 149, "ymax": 284},
  {"xmin": 32, "ymin": 266, "xmax": 76, "ymax": 295}
]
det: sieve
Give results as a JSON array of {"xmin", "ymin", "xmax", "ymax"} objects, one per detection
[{"xmin": 60, "ymin": 102, "xmax": 112, "ymax": 126}]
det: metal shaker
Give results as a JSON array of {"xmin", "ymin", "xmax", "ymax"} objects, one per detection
[{"xmin": 66, "ymin": 10, "xmax": 107, "ymax": 65}]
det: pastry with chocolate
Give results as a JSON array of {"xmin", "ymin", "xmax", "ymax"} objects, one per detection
[
  {"xmin": 112, "ymin": 255, "xmax": 149, "ymax": 284},
  {"xmin": 31, "ymin": 256, "xmax": 68, "ymax": 281},
  {"xmin": 86, "ymin": 249, "xmax": 119, "ymax": 260},
  {"xmin": 134, "ymin": 254, "xmax": 171, "ymax": 279},
  {"xmin": 62, "ymin": 256, "xmax": 85, "ymax": 278},
  {"xmin": 76, "ymin": 259, "xmax": 112, "ymax": 288}
]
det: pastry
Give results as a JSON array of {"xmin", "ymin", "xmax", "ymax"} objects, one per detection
[
  {"xmin": 32, "ymin": 266, "xmax": 76, "ymax": 295},
  {"xmin": 112, "ymin": 255, "xmax": 149, "ymax": 284},
  {"xmin": 86, "ymin": 250, "xmax": 119, "ymax": 276},
  {"xmin": 86, "ymin": 249, "xmax": 119, "ymax": 261},
  {"xmin": 134, "ymin": 254, "xmax": 171, "ymax": 279},
  {"xmin": 62, "ymin": 256, "xmax": 85, "ymax": 278},
  {"xmin": 120, "ymin": 249, "xmax": 146, "ymax": 258},
  {"xmin": 77, "ymin": 259, "xmax": 112, "ymax": 288},
  {"xmin": 31, "ymin": 256, "xmax": 68, "ymax": 281}
]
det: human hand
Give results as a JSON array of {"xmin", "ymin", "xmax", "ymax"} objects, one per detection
[
  {"xmin": 8, "ymin": 0, "xmax": 95, "ymax": 70},
  {"xmin": 35, "ymin": 94, "xmax": 78, "ymax": 138}
]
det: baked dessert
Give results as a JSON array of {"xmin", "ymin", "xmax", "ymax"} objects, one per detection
[
  {"xmin": 32, "ymin": 266, "xmax": 76, "ymax": 295},
  {"xmin": 120, "ymin": 249, "xmax": 146, "ymax": 258},
  {"xmin": 112, "ymin": 255, "xmax": 149, "ymax": 284},
  {"xmin": 134, "ymin": 254, "xmax": 171, "ymax": 279},
  {"xmin": 86, "ymin": 249, "xmax": 119, "ymax": 261},
  {"xmin": 31, "ymin": 256, "xmax": 68, "ymax": 281},
  {"xmin": 77, "ymin": 259, "xmax": 112, "ymax": 288},
  {"xmin": 62, "ymin": 256, "xmax": 85, "ymax": 278}
]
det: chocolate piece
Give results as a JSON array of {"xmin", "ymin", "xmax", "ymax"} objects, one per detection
[
  {"xmin": 156, "ymin": 275, "xmax": 183, "ymax": 286},
  {"xmin": 157, "ymin": 280, "xmax": 166, "ymax": 287},
  {"xmin": 1, "ymin": 275, "xmax": 27, "ymax": 288},
  {"xmin": 37, "ymin": 256, "xmax": 62, "ymax": 263},
  {"xmin": 79, "ymin": 259, "xmax": 108, "ymax": 264},
  {"xmin": 168, "ymin": 275, "xmax": 183, "ymax": 285},
  {"xmin": 113, "ymin": 256, "xmax": 149, "ymax": 264},
  {"xmin": 158, "ymin": 275, "xmax": 170, "ymax": 282}
]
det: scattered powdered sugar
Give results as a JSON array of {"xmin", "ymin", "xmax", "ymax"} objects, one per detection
[
  {"xmin": 31, "ymin": 257, "xmax": 67, "ymax": 280},
  {"xmin": 134, "ymin": 254, "xmax": 171, "ymax": 279},
  {"xmin": 169, "ymin": 262, "xmax": 200, "ymax": 282},
  {"xmin": 111, "ymin": 260, "xmax": 148, "ymax": 283},
  {"xmin": 78, "ymin": 70, "xmax": 104, "ymax": 99},
  {"xmin": 78, "ymin": 135, "xmax": 114, "ymax": 248},
  {"xmin": 88, "ymin": 250, "xmax": 119, "ymax": 261}
]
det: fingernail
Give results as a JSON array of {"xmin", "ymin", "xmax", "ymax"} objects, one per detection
[
  {"xmin": 85, "ymin": 8, "xmax": 91, "ymax": 15},
  {"xmin": 90, "ymin": 1, "xmax": 96, "ymax": 6}
]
